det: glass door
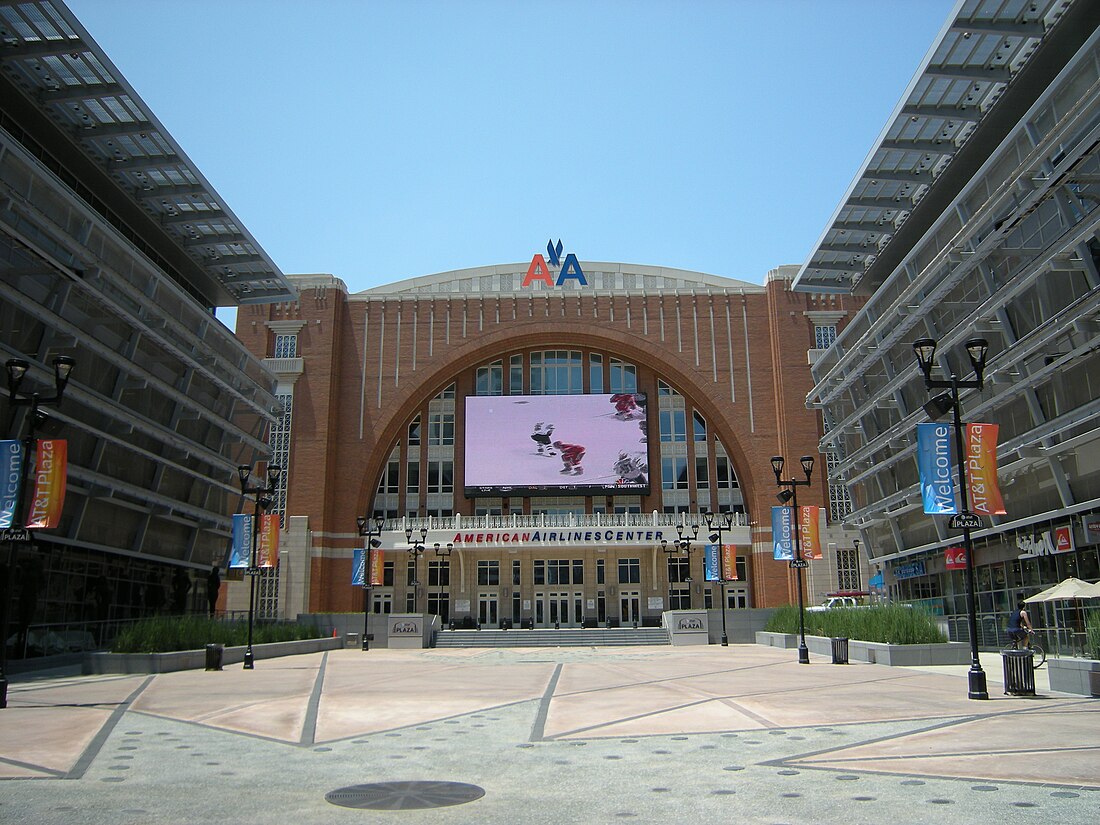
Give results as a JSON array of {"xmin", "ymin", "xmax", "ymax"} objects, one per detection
[
  {"xmin": 478, "ymin": 593, "xmax": 498, "ymax": 627},
  {"xmin": 619, "ymin": 591, "xmax": 641, "ymax": 625}
]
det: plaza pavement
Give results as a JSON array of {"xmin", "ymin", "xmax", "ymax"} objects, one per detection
[{"xmin": 1, "ymin": 644, "xmax": 1097, "ymax": 824}]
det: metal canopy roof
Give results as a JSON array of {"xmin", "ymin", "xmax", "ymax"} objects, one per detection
[
  {"xmin": 793, "ymin": 0, "xmax": 1073, "ymax": 294},
  {"xmin": 0, "ymin": 0, "xmax": 295, "ymax": 306}
]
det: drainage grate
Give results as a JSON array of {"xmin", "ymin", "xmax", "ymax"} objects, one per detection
[{"xmin": 325, "ymin": 781, "xmax": 485, "ymax": 810}]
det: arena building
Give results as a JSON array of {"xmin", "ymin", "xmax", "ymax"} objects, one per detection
[
  {"xmin": 796, "ymin": 0, "xmax": 1100, "ymax": 649},
  {"xmin": 232, "ymin": 263, "xmax": 866, "ymax": 628}
]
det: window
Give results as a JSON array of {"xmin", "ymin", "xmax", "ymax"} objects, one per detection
[
  {"xmin": 662, "ymin": 456, "xmax": 689, "ymax": 490},
  {"xmin": 618, "ymin": 558, "xmax": 640, "ymax": 584},
  {"xmin": 668, "ymin": 588, "xmax": 691, "ymax": 610},
  {"xmin": 273, "ymin": 333, "xmax": 297, "ymax": 358},
  {"xmin": 815, "ymin": 324, "xmax": 838, "ymax": 350},
  {"xmin": 659, "ymin": 409, "xmax": 686, "ymax": 442},
  {"xmin": 589, "ymin": 353, "xmax": 603, "ymax": 393},
  {"xmin": 609, "ymin": 359, "xmax": 637, "ymax": 393},
  {"xmin": 408, "ymin": 415, "xmax": 421, "ymax": 445},
  {"xmin": 533, "ymin": 560, "xmax": 545, "ymax": 585},
  {"xmin": 476, "ymin": 360, "xmax": 503, "ymax": 395},
  {"xmin": 695, "ymin": 457, "xmax": 709, "ymax": 491},
  {"xmin": 667, "ymin": 557, "xmax": 691, "ymax": 583},
  {"xmin": 428, "ymin": 411, "xmax": 454, "ymax": 445},
  {"xmin": 512, "ymin": 559, "xmax": 521, "ymax": 586},
  {"xmin": 427, "ymin": 461, "xmax": 453, "ymax": 494},
  {"xmin": 477, "ymin": 560, "xmax": 500, "ymax": 586},
  {"xmin": 428, "ymin": 560, "xmax": 450, "ymax": 587},
  {"xmin": 827, "ymin": 451, "xmax": 853, "ymax": 522},
  {"xmin": 509, "ymin": 354, "xmax": 524, "ymax": 394},
  {"xmin": 406, "ymin": 461, "xmax": 419, "ymax": 494},
  {"xmin": 715, "ymin": 455, "xmax": 739, "ymax": 489},
  {"xmin": 572, "ymin": 559, "xmax": 584, "ymax": 585},
  {"xmin": 596, "ymin": 558, "xmax": 605, "ymax": 585},
  {"xmin": 530, "ymin": 350, "xmax": 582, "ymax": 394},
  {"xmin": 380, "ymin": 459, "xmax": 399, "ymax": 495},
  {"xmin": 837, "ymin": 546, "xmax": 862, "ymax": 592},
  {"xmin": 693, "ymin": 411, "xmax": 707, "ymax": 441},
  {"xmin": 382, "ymin": 562, "xmax": 395, "ymax": 587},
  {"xmin": 547, "ymin": 559, "xmax": 570, "ymax": 584},
  {"xmin": 407, "ymin": 558, "xmax": 418, "ymax": 586}
]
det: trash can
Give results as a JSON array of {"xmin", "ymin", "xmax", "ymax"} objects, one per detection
[
  {"xmin": 831, "ymin": 637, "xmax": 849, "ymax": 664},
  {"xmin": 1002, "ymin": 648, "xmax": 1035, "ymax": 696},
  {"xmin": 204, "ymin": 643, "xmax": 223, "ymax": 671}
]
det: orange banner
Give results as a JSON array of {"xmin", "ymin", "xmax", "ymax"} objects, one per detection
[
  {"xmin": 966, "ymin": 423, "xmax": 1006, "ymax": 515},
  {"xmin": 799, "ymin": 505, "xmax": 822, "ymax": 560},
  {"xmin": 368, "ymin": 548, "xmax": 385, "ymax": 586},
  {"xmin": 26, "ymin": 439, "xmax": 66, "ymax": 529},
  {"xmin": 257, "ymin": 513, "xmax": 280, "ymax": 567},
  {"xmin": 720, "ymin": 544, "xmax": 738, "ymax": 580}
]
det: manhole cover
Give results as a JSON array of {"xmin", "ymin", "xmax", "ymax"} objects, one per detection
[{"xmin": 325, "ymin": 781, "xmax": 485, "ymax": 810}]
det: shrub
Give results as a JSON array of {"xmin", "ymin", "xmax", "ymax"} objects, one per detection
[
  {"xmin": 112, "ymin": 616, "xmax": 321, "ymax": 653},
  {"xmin": 763, "ymin": 603, "xmax": 947, "ymax": 645},
  {"xmin": 1085, "ymin": 610, "xmax": 1100, "ymax": 660}
]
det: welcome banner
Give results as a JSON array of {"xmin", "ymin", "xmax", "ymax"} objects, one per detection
[
  {"xmin": 799, "ymin": 506, "xmax": 822, "ymax": 560},
  {"xmin": 229, "ymin": 513, "xmax": 253, "ymax": 569},
  {"xmin": 917, "ymin": 423, "xmax": 957, "ymax": 515},
  {"xmin": 966, "ymin": 423, "xmax": 1006, "ymax": 515},
  {"xmin": 0, "ymin": 439, "xmax": 23, "ymax": 529},
  {"xmin": 257, "ymin": 514, "xmax": 280, "ymax": 567},
  {"xmin": 772, "ymin": 506, "xmax": 794, "ymax": 560},
  {"xmin": 704, "ymin": 544, "xmax": 720, "ymax": 581},
  {"xmin": 25, "ymin": 439, "xmax": 66, "ymax": 529}
]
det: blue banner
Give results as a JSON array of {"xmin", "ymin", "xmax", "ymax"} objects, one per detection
[
  {"xmin": 352, "ymin": 548, "xmax": 366, "ymax": 586},
  {"xmin": 703, "ymin": 544, "xmax": 720, "ymax": 581},
  {"xmin": 229, "ymin": 513, "xmax": 253, "ymax": 569},
  {"xmin": 0, "ymin": 440, "xmax": 23, "ymax": 529},
  {"xmin": 772, "ymin": 506, "xmax": 794, "ymax": 560},
  {"xmin": 917, "ymin": 423, "xmax": 957, "ymax": 515}
]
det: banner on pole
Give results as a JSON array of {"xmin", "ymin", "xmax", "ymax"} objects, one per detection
[
  {"xmin": 26, "ymin": 439, "xmax": 66, "ymax": 529},
  {"xmin": 721, "ymin": 544, "xmax": 738, "ymax": 580},
  {"xmin": 965, "ymin": 423, "xmax": 1005, "ymax": 515},
  {"xmin": 772, "ymin": 506, "xmax": 794, "ymax": 560},
  {"xmin": 229, "ymin": 513, "xmax": 253, "ymax": 569},
  {"xmin": 257, "ymin": 514, "xmax": 280, "ymax": 567},
  {"xmin": 917, "ymin": 423, "xmax": 957, "ymax": 514},
  {"xmin": 0, "ymin": 439, "xmax": 23, "ymax": 529},
  {"xmin": 799, "ymin": 505, "xmax": 822, "ymax": 560},
  {"xmin": 704, "ymin": 544, "xmax": 720, "ymax": 581},
  {"xmin": 945, "ymin": 545, "xmax": 967, "ymax": 570},
  {"xmin": 368, "ymin": 548, "xmax": 384, "ymax": 585}
]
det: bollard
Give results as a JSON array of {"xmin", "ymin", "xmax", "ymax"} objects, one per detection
[{"xmin": 204, "ymin": 643, "xmax": 223, "ymax": 671}]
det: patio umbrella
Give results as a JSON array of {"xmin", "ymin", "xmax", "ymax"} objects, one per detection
[{"xmin": 1024, "ymin": 577, "xmax": 1100, "ymax": 603}]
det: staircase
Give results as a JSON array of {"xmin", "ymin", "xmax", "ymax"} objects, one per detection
[{"xmin": 433, "ymin": 626, "xmax": 670, "ymax": 648}]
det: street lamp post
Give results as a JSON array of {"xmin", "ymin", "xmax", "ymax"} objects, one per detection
[
  {"xmin": 405, "ymin": 527, "xmax": 427, "ymax": 613},
  {"xmin": 356, "ymin": 515, "xmax": 385, "ymax": 651},
  {"xmin": 661, "ymin": 522, "xmax": 698, "ymax": 610},
  {"xmin": 432, "ymin": 542, "xmax": 452, "ymax": 626},
  {"xmin": 703, "ymin": 511, "xmax": 735, "ymax": 646},
  {"xmin": 771, "ymin": 455, "xmax": 814, "ymax": 665},
  {"xmin": 913, "ymin": 336, "xmax": 990, "ymax": 701},
  {"xmin": 1, "ymin": 356, "xmax": 75, "ymax": 709},
  {"xmin": 237, "ymin": 463, "xmax": 281, "ymax": 670}
]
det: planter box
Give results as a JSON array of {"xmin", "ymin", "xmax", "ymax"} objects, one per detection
[
  {"xmin": 83, "ymin": 636, "xmax": 342, "ymax": 675},
  {"xmin": 755, "ymin": 631, "xmax": 970, "ymax": 666},
  {"xmin": 1048, "ymin": 657, "xmax": 1100, "ymax": 696}
]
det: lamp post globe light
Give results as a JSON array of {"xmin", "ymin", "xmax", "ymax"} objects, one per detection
[
  {"xmin": 771, "ymin": 454, "xmax": 814, "ymax": 665},
  {"xmin": 661, "ymin": 522, "xmax": 698, "ymax": 612},
  {"xmin": 237, "ymin": 463, "xmax": 281, "ymax": 670},
  {"xmin": 1, "ymin": 356, "xmax": 75, "ymax": 710},
  {"xmin": 912, "ymin": 336, "xmax": 990, "ymax": 700},
  {"xmin": 703, "ymin": 511, "xmax": 735, "ymax": 646},
  {"xmin": 356, "ymin": 515, "xmax": 385, "ymax": 651}
]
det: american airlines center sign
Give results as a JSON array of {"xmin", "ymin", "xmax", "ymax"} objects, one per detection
[{"xmin": 376, "ymin": 526, "xmax": 751, "ymax": 551}]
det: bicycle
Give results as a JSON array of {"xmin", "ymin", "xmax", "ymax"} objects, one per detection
[{"xmin": 1009, "ymin": 629, "xmax": 1046, "ymax": 668}]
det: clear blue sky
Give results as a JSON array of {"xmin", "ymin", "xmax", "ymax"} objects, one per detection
[{"xmin": 67, "ymin": 0, "xmax": 955, "ymax": 292}]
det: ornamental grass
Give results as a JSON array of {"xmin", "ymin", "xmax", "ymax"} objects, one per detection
[
  {"xmin": 112, "ymin": 615, "xmax": 321, "ymax": 653},
  {"xmin": 763, "ymin": 603, "xmax": 947, "ymax": 645},
  {"xmin": 1085, "ymin": 610, "xmax": 1100, "ymax": 660}
]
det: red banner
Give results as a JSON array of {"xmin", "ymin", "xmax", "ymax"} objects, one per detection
[
  {"xmin": 945, "ymin": 545, "xmax": 967, "ymax": 570},
  {"xmin": 966, "ymin": 423, "xmax": 1006, "ymax": 515},
  {"xmin": 799, "ymin": 505, "xmax": 822, "ymax": 560},
  {"xmin": 720, "ymin": 544, "xmax": 738, "ymax": 581},
  {"xmin": 257, "ymin": 513, "xmax": 280, "ymax": 567},
  {"xmin": 368, "ymin": 548, "xmax": 385, "ymax": 586},
  {"xmin": 26, "ymin": 439, "xmax": 66, "ymax": 529}
]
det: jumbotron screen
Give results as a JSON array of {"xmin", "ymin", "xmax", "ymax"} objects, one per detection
[{"xmin": 464, "ymin": 393, "xmax": 650, "ymax": 497}]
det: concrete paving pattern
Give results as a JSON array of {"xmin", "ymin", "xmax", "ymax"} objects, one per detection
[{"xmin": 1, "ymin": 645, "xmax": 1097, "ymax": 823}]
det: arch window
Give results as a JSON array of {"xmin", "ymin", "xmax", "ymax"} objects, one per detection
[{"xmin": 530, "ymin": 350, "xmax": 583, "ymax": 395}]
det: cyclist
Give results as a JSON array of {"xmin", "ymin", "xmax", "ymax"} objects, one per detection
[{"xmin": 1006, "ymin": 599, "xmax": 1032, "ymax": 648}]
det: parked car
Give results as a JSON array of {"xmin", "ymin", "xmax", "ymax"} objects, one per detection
[{"xmin": 807, "ymin": 596, "xmax": 862, "ymax": 612}]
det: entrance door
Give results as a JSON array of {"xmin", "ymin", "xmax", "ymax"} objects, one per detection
[
  {"xmin": 619, "ymin": 591, "xmax": 641, "ymax": 625},
  {"xmin": 478, "ymin": 593, "xmax": 498, "ymax": 627},
  {"xmin": 535, "ymin": 592, "xmax": 583, "ymax": 627}
]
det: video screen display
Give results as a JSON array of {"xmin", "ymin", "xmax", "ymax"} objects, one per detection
[{"xmin": 464, "ymin": 393, "xmax": 650, "ymax": 498}]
